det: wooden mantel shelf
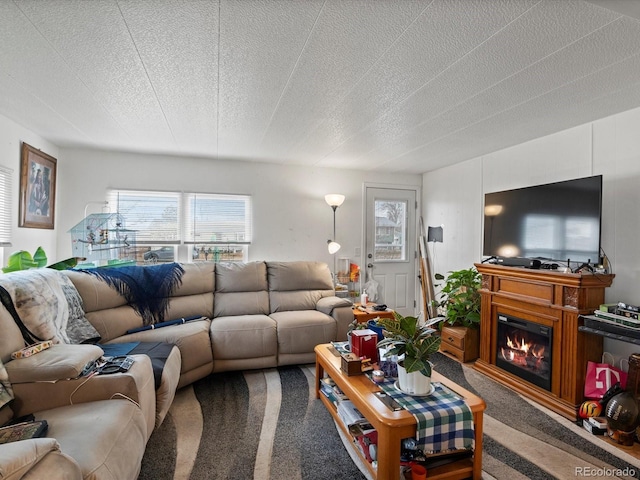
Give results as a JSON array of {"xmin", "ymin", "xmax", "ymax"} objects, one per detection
[{"xmin": 473, "ymin": 263, "xmax": 614, "ymax": 420}]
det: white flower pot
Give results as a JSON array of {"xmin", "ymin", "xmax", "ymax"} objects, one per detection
[{"xmin": 397, "ymin": 362, "xmax": 432, "ymax": 395}]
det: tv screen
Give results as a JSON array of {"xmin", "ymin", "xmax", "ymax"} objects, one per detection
[{"xmin": 483, "ymin": 175, "xmax": 602, "ymax": 264}]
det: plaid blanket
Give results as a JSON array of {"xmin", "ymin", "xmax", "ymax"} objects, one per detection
[{"xmin": 377, "ymin": 378, "xmax": 474, "ymax": 453}]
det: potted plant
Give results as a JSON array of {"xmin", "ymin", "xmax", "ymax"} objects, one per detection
[
  {"xmin": 431, "ymin": 267, "xmax": 482, "ymax": 362},
  {"xmin": 376, "ymin": 312, "xmax": 441, "ymax": 395},
  {"xmin": 432, "ymin": 267, "xmax": 481, "ymax": 328}
]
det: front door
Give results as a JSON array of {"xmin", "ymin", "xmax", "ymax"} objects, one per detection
[{"xmin": 364, "ymin": 186, "xmax": 418, "ymax": 317}]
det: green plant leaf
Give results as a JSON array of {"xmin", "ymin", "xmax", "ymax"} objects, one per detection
[
  {"xmin": 2, "ymin": 251, "xmax": 37, "ymax": 273},
  {"xmin": 433, "ymin": 267, "xmax": 481, "ymax": 328},
  {"xmin": 33, "ymin": 247, "xmax": 47, "ymax": 268}
]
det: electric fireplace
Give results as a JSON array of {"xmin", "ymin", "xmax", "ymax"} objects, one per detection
[
  {"xmin": 495, "ymin": 313, "xmax": 552, "ymax": 391},
  {"xmin": 474, "ymin": 263, "xmax": 615, "ymax": 420}
]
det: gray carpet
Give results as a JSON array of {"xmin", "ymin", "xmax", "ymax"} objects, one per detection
[{"xmin": 138, "ymin": 355, "xmax": 640, "ymax": 479}]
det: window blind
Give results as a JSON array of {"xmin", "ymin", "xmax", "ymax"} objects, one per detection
[
  {"xmin": 183, "ymin": 193, "xmax": 252, "ymax": 244},
  {"xmin": 0, "ymin": 166, "xmax": 12, "ymax": 246},
  {"xmin": 107, "ymin": 189, "xmax": 181, "ymax": 244}
]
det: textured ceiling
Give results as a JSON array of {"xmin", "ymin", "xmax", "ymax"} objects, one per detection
[{"xmin": 1, "ymin": 0, "xmax": 640, "ymax": 174}]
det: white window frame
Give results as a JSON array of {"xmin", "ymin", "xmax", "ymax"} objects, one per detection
[
  {"xmin": 0, "ymin": 165, "xmax": 13, "ymax": 248},
  {"xmin": 107, "ymin": 189, "xmax": 252, "ymax": 263}
]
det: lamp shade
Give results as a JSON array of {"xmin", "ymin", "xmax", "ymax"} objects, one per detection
[
  {"xmin": 328, "ymin": 241, "xmax": 341, "ymax": 254},
  {"xmin": 325, "ymin": 194, "xmax": 345, "ymax": 208}
]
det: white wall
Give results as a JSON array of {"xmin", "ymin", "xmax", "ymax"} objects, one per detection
[
  {"xmin": 56, "ymin": 148, "xmax": 422, "ymax": 271},
  {"xmin": 0, "ymin": 114, "xmax": 59, "ymax": 265},
  {"xmin": 423, "ymin": 105, "xmax": 640, "ymax": 360}
]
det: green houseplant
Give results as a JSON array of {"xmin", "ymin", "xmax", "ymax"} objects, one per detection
[
  {"xmin": 376, "ymin": 312, "xmax": 441, "ymax": 394},
  {"xmin": 432, "ymin": 267, "xmax": 481, "ymax": 328}
]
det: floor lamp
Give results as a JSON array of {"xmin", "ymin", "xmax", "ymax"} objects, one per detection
[{"xmin": 325, "ymin": 194, "xmax": 345, "ymax": 282}]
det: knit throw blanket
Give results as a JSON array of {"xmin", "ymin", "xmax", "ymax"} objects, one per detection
[
  {"xmin": 0, "ymin": 269, "xmax": 85, "ymax": 345},
  {"xmin": 82, "ymin": 263, "xmax": 185, "ymax": 326}
]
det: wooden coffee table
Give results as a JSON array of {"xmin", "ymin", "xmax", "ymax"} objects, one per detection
[{"xmin": 315, "ymin": 343, "xmax": 485, "ymax": 480}]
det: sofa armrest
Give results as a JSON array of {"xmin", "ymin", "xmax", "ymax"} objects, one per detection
[
  {"xmin": 316, "ymin": 296, "xmax": 354, "ymax": 341},
  {"xmin": 0, "ymin": 437, "xmax": 82, "ymax": 480},
  {"xmin": 9, "ymin": 355, "xmax": 157, "ymax": 440},
  {"xmin": 316, "ymin": 296, "xmax": 352, "ymax": 315},
  {"xmin": 4, "ymin": 345, "xmax": 103, "ymax": 384}
]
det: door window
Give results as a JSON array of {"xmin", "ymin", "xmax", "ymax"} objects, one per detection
[{"xmin": 374, "ymin": 199, "xmax": 407, "ymax": 262}]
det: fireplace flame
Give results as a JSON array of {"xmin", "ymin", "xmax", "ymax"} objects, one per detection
[{"xmin": 500, "ymin": 333, "xmax": 547, "ymax": 370}]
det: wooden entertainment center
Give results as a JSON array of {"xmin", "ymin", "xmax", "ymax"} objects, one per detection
[{"xmin": 474, "ymin": 263, "xmax": 614, "ymax": 420}]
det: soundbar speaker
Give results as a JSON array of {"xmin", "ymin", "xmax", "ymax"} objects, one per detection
[{"xmin": 496, "ymin": 257, "xmax": 542, "ymax": 269}]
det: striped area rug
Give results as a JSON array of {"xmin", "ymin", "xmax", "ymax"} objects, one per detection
[
  {"xmin": 138, "ymin": 356, "xmax": 640, "ymax": 480},
  {"xmin": 138, "ymin": 365, "xmax": 366, "ymax": 480}
]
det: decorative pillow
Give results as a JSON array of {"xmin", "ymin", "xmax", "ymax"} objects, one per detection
[{"xmin": 61, "ymin": 282, "xmax": 101, "ymax": 344}]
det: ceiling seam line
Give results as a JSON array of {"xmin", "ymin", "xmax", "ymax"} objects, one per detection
[
  {"xmin": 375, "ymin": 47, "xmax": 640, "ymax": 169},
  {"xmin": 115, "ymin": 0, "xmax": 177, "ymax": 144},
  {"xmin": 289, "ymin": 0, "xmax": 436, "ymax": 158},
  {"xmin": 311, "ymin": 0, "xmax": 546, "ymax": 164},
  {"xmin": 340, "ymin": 12, "xmax": 631, "ymax": 169},
  {"xmin": 10, "ymin": 0, "xmax": 126, "ymax": 140},
  {"xmin": 216, "ymin": 0, "xmax": 221, "ymax": 161},
  {"xmin": 257, "ymin": 0, "xmax": 327, "ymax": 148}
]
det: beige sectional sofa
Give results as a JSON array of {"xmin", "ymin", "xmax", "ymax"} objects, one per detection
[{"xmin": 0, "ymin": 260, "xmax": 353, "ymax": 479}]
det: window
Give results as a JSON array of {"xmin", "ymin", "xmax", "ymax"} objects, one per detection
[
  {"xmin": 183, "ymin": 193, "xmax": 252, "ymax": 245},
  {"xmin": 107, "ymin": 189, "xmax": 251, "ymax": 264},
  {"xmin": 374, "ymin": 199, "xmax": 407, "ymax": 261},
  {"xmin": 0, "ymin": 165, "xmax": 12, "ymax": 247},
  {"xmin": 108, "ymin": 190, "xmax": 181, "ymax": 245}
]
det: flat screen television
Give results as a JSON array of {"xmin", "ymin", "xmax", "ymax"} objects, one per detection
[{"xmin": 483, "ymin": 175, "xmax": 602, "ymax": 265}]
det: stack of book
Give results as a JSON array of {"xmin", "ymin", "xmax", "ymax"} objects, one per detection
[
  {"xmin": 594, "ymin": 302, "xmax": 640, "ymax": 329},
  {"xmin": 319, "ymin": 377, "xmax": 347, "ymax": 405}
]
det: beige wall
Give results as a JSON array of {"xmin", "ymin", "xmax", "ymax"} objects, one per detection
[
  {"xmin": 55, "ymin": 148, "xmax": 422, "ymax": 271},
  {"xmin": 0, "ymin": 114, "xmax": 59, "ymax": 265}
]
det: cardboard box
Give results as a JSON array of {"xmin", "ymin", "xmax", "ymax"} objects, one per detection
[{"xmin": 350, "ymin": 329, "xmax": 379, "ymax": 362}]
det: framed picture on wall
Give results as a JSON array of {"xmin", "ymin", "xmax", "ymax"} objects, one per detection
[{"xmin": 19, "ymin": 142, "xmax": 57, "ymax": 229}]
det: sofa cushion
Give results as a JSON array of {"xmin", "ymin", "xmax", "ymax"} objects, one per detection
[
  {"xmin": 210, "ymin": 315, "xmax": 277, "ymax": 361},
  {"xmin": 5, "ymin": 345, "xmax": 103, "ymax": 384},
  {"xmin": 270, "ymin": 310, "xmax": 337, "ymax": 355},
  {"xmin": 34, "ymin": 399, "xmax": 147, "ymax": 480},
  {"xmin": 214, "ymin": 262, "xmax": 269, "ymax": 317},
  {"xmin": 108, "ymin": 319, "xmax": 212, "ymax": 389},
  {"xmin": 267, "ymin": 262, "xmax": 334, "ymax": 312}
]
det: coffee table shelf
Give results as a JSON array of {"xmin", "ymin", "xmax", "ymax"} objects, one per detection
[{"xmin": 315, "ymin": 343, "xmax": 485, "ymax": 480}]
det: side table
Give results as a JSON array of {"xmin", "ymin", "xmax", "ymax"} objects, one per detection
[{"xmin": 353, "ymin": 303, "xmax": 395, "ymax": 323}]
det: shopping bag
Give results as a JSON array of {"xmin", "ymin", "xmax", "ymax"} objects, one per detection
[{"xmin": 584, "ymin": 352, "xmax": 628, "ymax": 399}]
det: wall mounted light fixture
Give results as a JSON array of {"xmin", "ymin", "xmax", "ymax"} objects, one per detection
[{"xmin": 325, "ymin": 194, "xmax": 345, "ymax": 254}]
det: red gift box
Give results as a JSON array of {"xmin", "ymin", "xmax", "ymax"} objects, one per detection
[{"xmin": 350, "ymin": 329, "xmax": 379, "ymax": 362}]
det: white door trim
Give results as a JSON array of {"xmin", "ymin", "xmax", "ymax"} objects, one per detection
[{"xmin": 362, "ymin": 182, "xmax": 421, "ymax": 315}]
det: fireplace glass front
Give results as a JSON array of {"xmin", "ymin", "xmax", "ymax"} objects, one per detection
[{"xmin": 495, "ymin": 313, "xmax": 552, "ymax": 391}]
